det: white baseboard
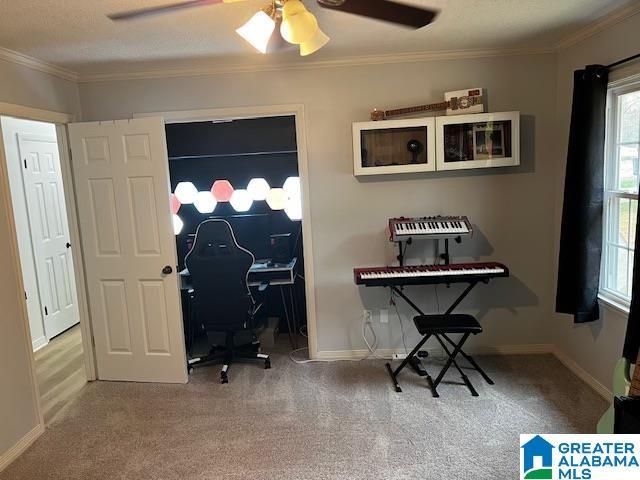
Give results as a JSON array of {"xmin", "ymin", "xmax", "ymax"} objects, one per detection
[
  {"xmin": 552, "ymin": 347, "xmax": 611, "ymax": 400},
  {"xmin": 465, "ymin": 344, "xmax": 554, "ymax": 355},
  {"xmin": 32, "ymin": 336, "xmax": 48, "ymax": 352},
  {"xmin": 315, "ymin": 344, "xmax": 611, "ymax": 399},
  {"xmin": 0, "ymin": 423, "xmax": 44, "ymax": 472},
  {"xmin": 315, "ymin": 344, "xmax": 554, "ymax": 361},
  {"xmin": 315, "ymin": 348, "xmax": 409, "ymax": 360}
]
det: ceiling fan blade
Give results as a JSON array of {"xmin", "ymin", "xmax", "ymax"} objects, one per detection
[
  {"xmin": 317, "ymin": 0, "xmax": 438, "ymax": 28},
  {"xmin": 108, "ymin": 0, "xmax": 225, "ymax": 21}
]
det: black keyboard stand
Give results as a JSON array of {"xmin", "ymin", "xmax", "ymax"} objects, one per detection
[
  {"xmin": 386, "ymin": 280, "xmax": 494, "ymax": 392},
  {"xmin": 389, "ymin": 234, "xmax": 492, "ymax": 387},
  {"xmin": 394, "ymin": 236, "xmax": 458, "ymax": 369}
]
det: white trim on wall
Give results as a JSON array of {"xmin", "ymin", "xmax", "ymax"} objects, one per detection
[
  {"xmin": 317, "ymin": 344, "xmax": 612, "ymax": 400},
  {"xmin": 135, "ymin": 104, "xmax": 319, "ymax": 359},
  {"xmin": 32, "ymin": 335, "xmax": 48, "ymax": 352},
  {"xmin": 0, "ymin": 423, "xmax": 44, "ymax": 473},
  {"xmin": 0, "ymin": 103, "xmax": 95, "ymax": 472},
  {"xmin": 553, "ymin": 347, "xmax": 611, "ymax": 400},
  {"xmin": 556, "ymin": 1, "xmax": 640, "ymax": 50},
  {"xmin": 56, "ymin": 124, "xmax": 97, "ymax": 381},
  {"xmin": 316, "ymin": 344, "xmax": 555, "ymax": 361},
  {"xmin": 78, "ymin": 47, "xmax": 553, "ymax": 83},
  {"xmin": 0, "ymin": 47, "xmax": 77, "ymax": 82},
  {"xmin": 0, "ymin": 122, "xmax": 46, "ymax": 435},
  {"xmin": 0, "ymin": 102, "xmax": 73, "ymax": 125}
]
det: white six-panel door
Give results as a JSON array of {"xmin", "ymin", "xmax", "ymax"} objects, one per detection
[
  {"xmin": 68, "ymin": 118, "xmax": 187, "ymax": 383},
  {"xmin": 18, "ymin": 133, "xmax": 80, "ymax": 340}
]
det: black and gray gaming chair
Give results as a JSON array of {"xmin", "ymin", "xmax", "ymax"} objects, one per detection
[{"xmin": 185, "ymin": 219, "xmax": 270, "ymax": 383}]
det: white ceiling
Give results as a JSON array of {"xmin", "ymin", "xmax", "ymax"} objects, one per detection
[{"xmin": 0, "ymin": 0, "xmax": 634, "ymax": 76}]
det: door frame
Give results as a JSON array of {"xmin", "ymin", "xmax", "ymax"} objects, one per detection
[
  {"xmin": 0, "ymin": 103, "xmax": 97, "ymax": 415},
  {"xmin": 134, "ymin": 104, "xmax": 319, "ymax": 359}
]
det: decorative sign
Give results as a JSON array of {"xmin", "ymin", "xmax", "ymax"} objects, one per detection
[{"xmin": 445, "ymin": 88, "xmax": 484, "ymax": 115}]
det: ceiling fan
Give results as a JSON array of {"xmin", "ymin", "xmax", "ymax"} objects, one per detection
[{"xmin": 108, "ymin": 0, "xmax": 439, "ymax": 56}]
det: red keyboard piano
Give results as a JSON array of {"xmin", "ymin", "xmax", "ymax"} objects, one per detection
[{"xmin": 354, "ymin": 262, "xmax": 509, "ymax": 287}]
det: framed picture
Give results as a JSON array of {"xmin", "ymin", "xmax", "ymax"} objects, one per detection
[
  {"xmin": 436, "ymin": 111, "xmax": 520, "ymax": 171},
  {"xmin": 352, "ymin": 117, "xmax": 436, "ymax": 176}
]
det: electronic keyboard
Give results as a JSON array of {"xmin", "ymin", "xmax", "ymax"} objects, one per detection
[
  {"xmin": 389, "ymin": 216, "xmax": 472, "ymax": 242},
  {"xmin": 354, "ymin": 262, "xmax": 509, "ymax": 287}
]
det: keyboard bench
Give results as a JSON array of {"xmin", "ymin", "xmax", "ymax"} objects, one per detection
[{"xmin": 385, "ymin": 314, "xmax": 494, "ymax": 396}]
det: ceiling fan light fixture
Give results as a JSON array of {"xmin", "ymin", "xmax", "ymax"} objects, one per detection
[
  {"xmin": 280, "ymin": 0, "xmax": 319, "ymax": 45},
  {"xmin": 236, "ymin": 10, "xmax": 276, "ymax": 54},
  {"xmin": 300, "ymin": 26, "xmax": 329, "ymax": 56}
]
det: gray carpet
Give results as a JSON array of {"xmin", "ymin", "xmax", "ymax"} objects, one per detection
[{"xmin": 1, "ymin": 353, "xmax": 606, "ymax": 480}]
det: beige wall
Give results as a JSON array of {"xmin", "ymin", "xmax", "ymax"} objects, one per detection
[
  {"xmin": 551, "ymin": 11, "xmax": 640, "ymax": 388},
  {"xmin": 0, "ymin": 59, "xmax": 79, "ymax": 458},
  {"xmin": 80, "ymin": 53, "xmax": 559, "ymax": 354}
]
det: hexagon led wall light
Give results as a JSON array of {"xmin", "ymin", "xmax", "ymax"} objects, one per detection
[
  {"xmin": 211, "ymin": 180, "xmax": 234, "ymax": 202},
  {"xmin": 170, "ymin": 194, "xmax": 181, "ymax": 214},
  {"xmin": 174, "ymin": 182, "xmax": 198, "ymax": 204},
  {"xmin": 285, "ymin": 195, "xmax": 302, "ymax": 221},
  {"xmin": 247, "ymin": 178, "xmax": 270, "ymax": 201},
  {"xmin": 230, "ymin": 189, "xmax": 253, "ymax": 212},
  {"xmin": 194, "ymin": 191, "xmax": 217, "ymax": 214},
  {"xmin": 283, "ymin": 176, "xmax": 301, "ymax": 199},
  {"xmin": 172, "ymin": 214, "xmax": 184, "ymax": 235},
  {"xmin": 266, "ymin": 188, "xmax": 287, "ymax": 210}
]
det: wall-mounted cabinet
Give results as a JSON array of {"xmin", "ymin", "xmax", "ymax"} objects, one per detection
[
  {"xmin": 353, "ymin": 111, "xmax": 520, "ymax": 176},
  {"xmin": 436, "ymin": 111, "xmax": 520, "ymax": 171},
  {"xmin": 352, "ymin": 117, "xmax": 436, "ymax": 176}
]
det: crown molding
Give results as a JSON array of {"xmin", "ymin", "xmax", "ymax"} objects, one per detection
[
  {"xmin": 0, "ymin": 47, "xmax": 77, "ymax": 82},
  {"xmin": 76, "ymin": 47, "xmax": 554, "ymax": 83},
  {"xmin": 556, "ymin": 1, "xmax": 640, "ymax": 50},
  {"xmin": 1, "ymin": 1, "xmax": 637, "ymax": 85}
]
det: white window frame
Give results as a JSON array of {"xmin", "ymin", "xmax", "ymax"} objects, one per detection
[{"xmin": 600, "ymin": 75, "xmax": 640, "ymax": 311}]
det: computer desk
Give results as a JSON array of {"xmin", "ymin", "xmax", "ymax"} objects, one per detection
[{"xmin": 179, "ymin": 258, "xmax": 300, "ymax": 348}]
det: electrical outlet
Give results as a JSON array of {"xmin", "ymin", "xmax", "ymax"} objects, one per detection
[
  {"xmin": 363, "ymin": 310, "xmax": 372, "ymax": 323},
  {"xmin": 379, "ymin": 309, "xmax": 388, "ymax": 324}
]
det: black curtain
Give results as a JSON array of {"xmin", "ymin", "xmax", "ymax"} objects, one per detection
[
  {"xmin": 556, "ymin": 65, "xmax": 609, "ymax": 323},
  {"xmin": 624, "ymin": 214, "xmax": 640, "ymax": 362}
]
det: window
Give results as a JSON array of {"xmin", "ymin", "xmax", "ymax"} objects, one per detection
[{"xmin": 602, "ymin": 78, "xmax": 640, "ymax": 308}]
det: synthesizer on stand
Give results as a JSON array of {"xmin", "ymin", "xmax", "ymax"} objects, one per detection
[
  {"xmin": 389, "ymin": 215, "xmax": 472, "ymax": 266},
  {"xmin": 353, "ymin": 214, "xmax": 509, "ymax": 390},
  {"xmin": 389, "ymin": 216, "xmax": 472, "ymax": 242}
]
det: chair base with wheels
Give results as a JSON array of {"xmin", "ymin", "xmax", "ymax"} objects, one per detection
[
  {"xmin": 187, "ymin": 331, "xmax": 271, "ymax": 383},
  {"xmin": 385, "ymin": 314, "xmax": 493, "ymax": 396}
]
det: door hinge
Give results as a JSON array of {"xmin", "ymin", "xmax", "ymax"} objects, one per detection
[
  {"xmin": 23, "ymin": 158, "xmax": 27, "ymax": 169},
  {"xmin": 44, "ymin": 306, "xmax": 48, "ymax": 315},
  {"xmin": 24, "ymin": 291, "xmax": 27, "ymax": 300},
  {"xmin": 91, "ymin": 335, "xmax": 96, "ymax": 347}
]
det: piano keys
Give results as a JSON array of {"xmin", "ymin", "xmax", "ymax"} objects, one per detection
[
  {"xmin": 389, "ymin": 216, "xmax": 472, "ymax": 242},
  {"xmin": 354, "ymin": 262, "xmax": 509, "ymax": 287}
]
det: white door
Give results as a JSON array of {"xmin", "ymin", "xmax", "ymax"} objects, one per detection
[
  {"xmin": 68, "ymin": 118, "xmax": 187, "ymax": 383},
  {"xmin": 18, "ymin": 133, "xmax": 80, "ymax": 340}
]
